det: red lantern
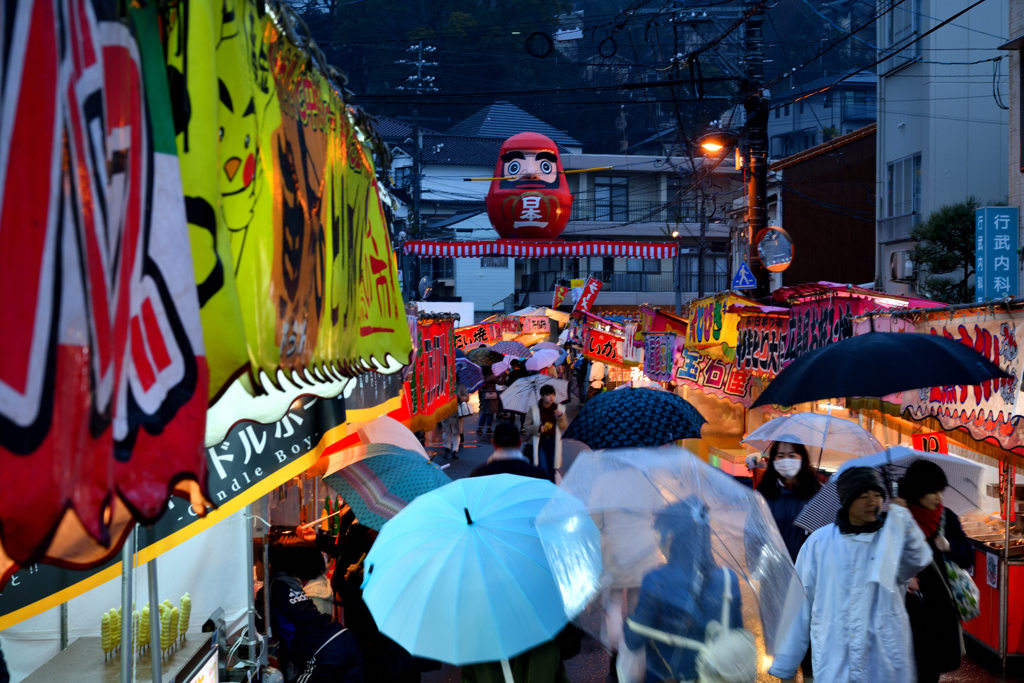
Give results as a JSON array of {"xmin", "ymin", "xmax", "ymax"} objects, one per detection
[{"xmin": 485, "ymin": 132, "xmax": 572, "ymax": 240}]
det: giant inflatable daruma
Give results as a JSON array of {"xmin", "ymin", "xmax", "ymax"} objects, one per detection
[{"xmin": 486, "ymin": 132, "xmax": 572, "ymax": 240}]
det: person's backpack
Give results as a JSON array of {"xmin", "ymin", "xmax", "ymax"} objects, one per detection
[
  {"xmin": 626, "ymin": 567, "xmax": 757, "ymax": 683},
  {"xmin": 938, "ymin": 510, "xmax": 980, "ymax": 622}
]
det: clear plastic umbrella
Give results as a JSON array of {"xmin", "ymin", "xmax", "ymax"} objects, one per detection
[
  {"xmin": 540, "ymin": 448, "xmax": 805, "ymax": 682},
  {"xmin": 742, "ymin": 412, "xmax": 883, "ymax": 470}
]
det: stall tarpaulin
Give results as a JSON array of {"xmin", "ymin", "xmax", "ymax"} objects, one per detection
[
  {"xmin": 675, "ymin": 349, "xmax": 758, "ymax": 407},
  {"xmin": 685, "ymin": 294, "xmax": 756, "ymax": 361},
  {"xmin": 405, "ymin": 318, "xmax": 459, "ymax": 432},
  {"xmin": 735, "ymin": 314, "xmax": 790, "ymax": 379},
  {"xmin": 0, "ymin": 1, "xmax": 209, "ymax": 586},
  {"xmin": 583, "ymin": 328, "xmax": 627, "ymax": 367},
  {"xmin": 0, "ymin": 370, "xmax": 406, "ymax": 630},
  {"xmin": 901, "ymin": 316, "xmax": 1024, "ymax": 453},
  {"xmin": 638, "ymin": 306, "xmax": 688, "ymax": 343},
  {"xmin": 644, "ymin": 334, "xmax": 679, "ymax": 382}
]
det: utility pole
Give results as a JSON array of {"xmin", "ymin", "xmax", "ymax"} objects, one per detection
[
  {"xmin": 742, "ymin": 0, "xmax": 771, "ymax": 298},
  {"xmin": 697, "ymin": 193, "xmax": 715, "ymax": 297},
  {"xmin": 395, "ymin": 42, "xmax": 438, "ymax": 299}
]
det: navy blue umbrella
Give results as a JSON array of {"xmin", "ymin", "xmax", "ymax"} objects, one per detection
[
  {"xmin": 564, "ymin": 389, "xmax": 706, "ymax": 449},
  {"xmin": 751, "ymin": 332, "xmax": 1012, "ymax": 408},
  {"xmin": 456, "ymin": 358, "xmax": 485, "ymax": 393}
]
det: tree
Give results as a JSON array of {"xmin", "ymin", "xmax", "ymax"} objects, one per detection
[{"xmin": 910, "ymin": 197, "xmax": 979, "ymax": 303}]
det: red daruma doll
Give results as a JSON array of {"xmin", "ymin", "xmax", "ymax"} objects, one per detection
[{"xmin": 486, "ymin": 132, "xmax": 573, "ymax": 240}]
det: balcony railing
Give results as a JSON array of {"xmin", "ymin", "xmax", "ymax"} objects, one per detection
[
  {"xmin": 878, "ymin": 213, "xmax": 920, "ymax": 244},
  {"xmin": 569, "ymin": 199, "xmax": 699, "ymax": 224},
  {"xmin": 522, "ymin": 270, "xmax": 729, "ymax": 294}
]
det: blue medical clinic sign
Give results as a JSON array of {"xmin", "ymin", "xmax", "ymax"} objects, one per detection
[{"xmin": 976, "ymin": 207, "xmax": 1019, "ymax": 302}]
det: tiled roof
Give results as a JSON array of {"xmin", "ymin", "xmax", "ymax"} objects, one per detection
[
  {"xmin": 371, "ymin": 115, "xmax": 441, "ymax": 141},
  {"xmin": 418, "ymin": 134, "xmax": 574, "ymax": 166},
  {"xmin": 446, "ymin": 102, "xmax": 581, "ymax": 147}
]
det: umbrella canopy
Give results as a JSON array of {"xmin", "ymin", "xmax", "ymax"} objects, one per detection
[
  {"xmin": 500, "ymin": 376, "xmax": 569, "ymax": 413},
  {"xmin": 533, "ymin": 342, "xmax": 562, "ymax": 351},
  {"xmin": 613, "ymin": 380, "xmax": 666, "ymax": 391},
  {"xmin": 491, "ymin": 356, "xmax": 513, "ymax": 376},
  {"xmin": 752, "ymin": 332, "xmax": 1011, "ymax": 408},
  {"xmin": 564, "ymin": 389, "xmax": 706, "ymax": 449},
  {"xmin": 543, "ymin": 448, "xmax": 805, "ymax": 657},
  {"xmin": 361, "ymin": 474, "xmax": 602, "ymax": 665},
  {"xmin": 324, "ymin": 444, "xmax": 451, "ymax": 530},
  {"xmin": 323, "ymin": 416, "xmax": 428, "ymax": 477},
  {"xmin": 455, "ymin": 348, "xmax": 466, "ymax": 359},
  {"xmin": 792, "ymin": 446, "xmax": 983, "ymax": 532},
  {"xmin": 466, "ymin": 346, "xmax": 504, "ymax": 366},
  {"xmin": 456, "ymin": 358, "xmax": 485, "ymax": 393},
  {"xmin": 742, "ymin": 413, "xmax": 883, "ymax": 469},
  {"xmin": 525, "ymin": 349, "xmax": 561, "ymax": 371},
  {"xmin": 492, "ymin": 340, "xmax": 533, "ymax": 358}
]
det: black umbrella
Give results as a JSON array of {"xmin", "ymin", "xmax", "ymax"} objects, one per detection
[
  {"xmin": 564, "ymin": 389, "xmax": 706, "ymax": 449},
  {"xmin": 752, "ymin": 332, "xmax": 1011, "ymax": 408}
]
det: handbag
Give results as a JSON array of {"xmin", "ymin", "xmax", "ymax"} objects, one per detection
[
  {"xmin": 938, "ymin": 509, "xmax": 980, "ymax": 621},
  {"xmin": 483, "ymin": 391, "xmax": 498, "ymax": 400},
  {"xmin": 458, "ymin": 402, "xmax": 473, "ymax": 417}
]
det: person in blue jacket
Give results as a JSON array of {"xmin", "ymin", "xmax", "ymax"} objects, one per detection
[
  {"xmin": 623, "ymin": 498, "xmax": 746, "ymax": 683},
  {"xmin": 756, "ymin": 439, "xmax": 821, "ymax": 562}
]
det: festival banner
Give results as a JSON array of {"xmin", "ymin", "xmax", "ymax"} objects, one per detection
[
  {"xmin": 902, "ymin": 316, "xmax": 1024, "ymax": 452},
  {"xmin": 639, "ymin": 306, "xmax": 688, "ymax": 341},
  {"xmin": 523, "ymin": 316, "xmax": 552, "ymax": 334},
  {"xmin": 553, "ymin": 286, "xmax": 569, "ymax": 308},
  {"xmin": 685, "ymin": 294, "xmax": 755, "ymax": 361},
  {"xmin": 644, "ymin": 334, "xmax": 679, "ymax": 382},
  {"xmin": 735, "ymin": 314, "xmax": 790, "ymax": 379},
  {"xmin": 782, "ymin": 296, "xmax": 878, "ymax": 364},
  {"xmin": 405, "ymin": 318, "xmax": 458, "ymax": 432},
  {"xmin": 497, "ymin": 316, "xmax": 522, "ymax": 337},
  {"xmin": 454, "ymin": 322, "xmax": 502, "ymax": 349},
  {"xmin": 675, "ymin": 349, "xmax": 757, "ymax": 407},
  {"xmin": 583, "ymin": 328, "xmax": 626, "ymax": 366},
  {"xmin": 573, "ymin": 277, "xmax": 604, "ymax": 315},
  {"xmin": 0, "ymin": 1, "xmax": 209, "ymax": 584}
]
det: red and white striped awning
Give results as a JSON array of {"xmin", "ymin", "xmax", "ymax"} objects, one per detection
[{"xmin": 404, "ymin": 239, "xmax": 678, "ymax": 259}]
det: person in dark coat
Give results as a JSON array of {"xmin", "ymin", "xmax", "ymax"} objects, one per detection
[
  {"xmin": 900, "ymin": 460, "xmax": 974, "ymax": 683},
  {"xmin": 471, "ymin": 422, "xmax": 548, "ymax": 479},
  {"xmin": 477, "ymin": 369, "xmax": 501, "ymax": 434},
  {"xmin": 756, "ymin": 440, "xmax": 822, "ymax": 562},
  {"xmin": 258, "ymin": 533, "xmax": 364, "ymax": 683}
]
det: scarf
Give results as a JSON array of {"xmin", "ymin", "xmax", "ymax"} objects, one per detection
[
  {"xmin": 836, "ymin": 509, "xmax": 885, "ymax": 535},
  {"xmin": 487, "ymin": 448, "xmax": 528, "ymax": 464},
  {"xmin": 909, "ymin": 502, "xmax": 943, "ymax": 539}
]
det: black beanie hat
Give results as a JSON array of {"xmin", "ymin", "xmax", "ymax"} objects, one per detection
[
  {"xmin": 836, "ymin": 467, "xmax": 886, "ymax": 510},
  {"xmin": 898, "ymin": 460, "xmax": 948, "ymax": 505}
]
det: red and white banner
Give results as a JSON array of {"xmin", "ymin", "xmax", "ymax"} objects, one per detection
[
  {"xmin": 553, "ymin": 286, "xmax": 569, "ymax": 308},
  {"xmin": 404, "ymin": 239, "xmax": 678, "ymax": 259},
  {"xmin": 583, "ymin": 328, "xmax": 626, "ymax": 366},
  {"xmin": 573, "ymin": 277, "xmax": 604, "ymax": 315}
]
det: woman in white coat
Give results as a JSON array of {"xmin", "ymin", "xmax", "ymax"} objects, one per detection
[{"xmin": 768, "ymin": 467, "xmax": 932, "ymax": 683}]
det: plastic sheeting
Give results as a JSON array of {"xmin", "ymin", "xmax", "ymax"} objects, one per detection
[{"xmin": 541, "ymin": 448, "xmax": 806, "ymax": 680}]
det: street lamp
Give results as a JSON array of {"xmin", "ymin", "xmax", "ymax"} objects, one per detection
[{"xmin": 696, "ymin": 132, "xmax": 739, "ymax": 156}]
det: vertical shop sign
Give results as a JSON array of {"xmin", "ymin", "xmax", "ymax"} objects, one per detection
[{"xmin": 976, "ymin": 207, "xmax": 1019, "ymax": 302}]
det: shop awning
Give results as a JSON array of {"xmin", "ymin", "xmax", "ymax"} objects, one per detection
[{"xmin": 404, "ymin": 239, "xmax": 678, "ymax": 259}]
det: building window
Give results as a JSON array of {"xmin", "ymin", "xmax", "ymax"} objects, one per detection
[
  {"xmin": 595, "ymin": 176, "xmax": 629, "ymax": 221},
  {"xmin": 799, "ymin": 101, "xmax": 805, "ymax": 114},
  {"xmin": 887, "ymin": 154, "xmax": 921, "ymax": 217},
  {"xmin": 424, "ymin": 257, "xmax": 454, "ymax": 279},
  {"xmin": 888, "ymin": 0, "xmax": 917, "ymax": 45},
  {"xmin": 775, "ymin": 106, "xmax": 780, "ymax": 119},
  {"xmin": 481, "ymin": 256, "xmax": 508, "ymax": 268},
  {"xmin": 784, "ymin": 104, "xmax": 790, "ymax": 116}
]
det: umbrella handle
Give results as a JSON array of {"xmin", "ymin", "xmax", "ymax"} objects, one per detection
[{"xmin": 501, "ymin": 658, "xmax": 515, "ymax": 683}]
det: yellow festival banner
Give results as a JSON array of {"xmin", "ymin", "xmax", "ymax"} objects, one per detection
[{"xmin": 684, "ymin": 293, "xmax": 756, "ymax": 361}]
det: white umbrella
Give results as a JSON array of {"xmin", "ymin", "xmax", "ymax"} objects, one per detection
[
  {"xmin": 500, "ymin": 376, "xmax": 569, "ymax": 413},
  {"xmin": 323, "ymin": 415, "xmax": 428, "ymax": 476},
  {"xmin": 793, "ymin": 446, "xmax": 983, "ymax": 532},
  {"xmin": 742, "ymin": 413, "xmax": 883, "ymax": 470},
  {"xmin": 526, "ymin": 348, "xmax": 561, "ymax": 371}
]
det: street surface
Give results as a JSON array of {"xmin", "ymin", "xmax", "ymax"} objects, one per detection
[{"xmin": 419, "ymin": 411, "xmax": 1023, "ymax": 683}]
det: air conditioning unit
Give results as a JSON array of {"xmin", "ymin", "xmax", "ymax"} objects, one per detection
[{"xmin": 890, "ymin": 250, "xmax": 917, "ymax": 282}]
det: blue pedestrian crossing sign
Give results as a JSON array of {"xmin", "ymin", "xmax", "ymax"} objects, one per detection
[{"xmin": 732, "ymin": 261, "xmax": 757, "ymax": 290}]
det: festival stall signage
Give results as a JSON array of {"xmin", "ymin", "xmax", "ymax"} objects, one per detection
[
  {"xmin": 523, "ymin": 316, "xmax": 552, "ymax": 334},
  {"xmin": 735, "ymin": 315, "xmax": 790, "ymax": 379},
  {"xmin": 553, "ymin": 286, "xmax": 569, "ymax": 308},
  {"xmin": 685, "ymin": 294, "xmax": 754, "ymax": 361},
  {"xmin": 453, "ymin": 322, "xmax": 501, "ymax": 349},
  {"xmin": 405, "ymin": 317, "xmax": 458, "ymax": 432},
  {"xmin": 902, "ymin": 317, "xmax": 1024, "ymax": 452},
  {"xmin": 675, "ymin": 349, "xmax": 757, "ymax": 407},
  {"xmin": 573, "ymin": 277, "xmax": 604, "ymax": 315},
  {"xmin": 583, "ymin": 328, "xmax": 626, "ymax": 366},
  {"xmin": 644, "ymin": 334, "xmax": 679, "ymax": 382},
  {"xmin": 638, "ymin": 306, "xmax": 688, "ymax": 342},
  {"xmin": 622, "ymin": 323, "xmax": 643, "ymax": 366},
  {"xmin": 781, "ymin": 296, "xmax": 881, "ymax": 364}
]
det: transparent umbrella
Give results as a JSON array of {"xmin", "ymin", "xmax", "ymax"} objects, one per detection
[
  {"xmin": 742, "ymin": 412, "xmax": 883, "ymax": 470},
  {"xmin": 540, "ymin": 448, "xmax": 806, "ymax": 682}
]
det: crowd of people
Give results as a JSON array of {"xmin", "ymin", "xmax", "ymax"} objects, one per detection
[{"xmin": 256, "ymin": 345, "xmax": 978, "ymax": 683}]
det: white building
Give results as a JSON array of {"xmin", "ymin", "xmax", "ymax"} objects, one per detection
[{"xmin": 876, "ymin": 0, "xmax": 1010, "ymax": 295}]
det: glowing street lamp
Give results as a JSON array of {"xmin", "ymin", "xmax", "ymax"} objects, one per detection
[{"xmin": 696, "ymin": 132, "xmax": 739, "ymax": 156}]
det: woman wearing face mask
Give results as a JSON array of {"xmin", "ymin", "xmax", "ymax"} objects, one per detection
[{"xmin": 756, "ymin": 439, "xmax": 822, "ymax": 563}]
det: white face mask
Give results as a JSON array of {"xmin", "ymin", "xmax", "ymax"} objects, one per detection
[{"xmin": 775, "ymin": 458, "xmax": 802, "ymax": 479}]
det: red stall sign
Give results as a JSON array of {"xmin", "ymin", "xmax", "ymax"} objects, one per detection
[
  {"xmin": 583, "ymin": 328, "xmax": 625, "ymax": 366},
  {"xmin": 553, "ymin": 286, "xmax": 569, "ymax": 308},
  {"xmin": 573, "ymin": 277, "xmax": 603, "ymax": 315},
  {"xmin": 912, "ymin": 432, "xmax": 949, "ymax": 454}
]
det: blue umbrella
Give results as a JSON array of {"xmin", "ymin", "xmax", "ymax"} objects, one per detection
[
  {"xmin": 324, "ymin": 444, "xmax": 451, "ymax": 530},
  {"xmin": 564, "ymin": 388, "xmax": 706, "ymax": 449},
  {"xmin": 456, "ymin": 358, "xmax": 485, "ymax": 393},
  {"xmin": 361, "ymin": 474, "xmax": 602, "ymax": 667}
]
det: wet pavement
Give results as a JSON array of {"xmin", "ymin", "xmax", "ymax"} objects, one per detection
[{"xmin": 420, "ymin": 412, "xmax": 1024, "ymax": 682}]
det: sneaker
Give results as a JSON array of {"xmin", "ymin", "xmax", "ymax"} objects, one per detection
[
  {"xmin": 486, "ymin": 428, "xmax": 493, "ymax": 434},
  {"xmin": 451, "ymin": 453, "xmax": 460, "ymax": 460},
  {"xmin": 459, "ymin": 434, "xmax": 465, "ymax": 445}
]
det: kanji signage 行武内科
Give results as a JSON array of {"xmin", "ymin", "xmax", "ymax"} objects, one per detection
[{"xmin": 976, "ymin": 207, "xmax": 1019, "ymax": 302}]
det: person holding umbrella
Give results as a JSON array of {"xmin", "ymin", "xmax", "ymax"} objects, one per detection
[
  {"xmin": 899, "ymin": 460, "xmax": 974, "ymax": 683},
  {"xmin": 523, "ymin": 385, "xmax": 568, "ymax": 481},
  {"xmin": 756, "ymin": 440, "xmax": 821, "ymax": 562},
  {"xmin": 768, "ymin": 467, "xmax": 932, "ymax": 682},
  {"xmin": 477, "ymin": 367, "xmax": 501, "ymax": 435}
]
